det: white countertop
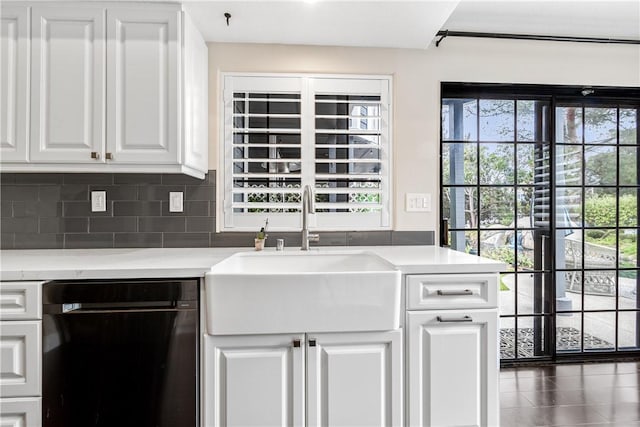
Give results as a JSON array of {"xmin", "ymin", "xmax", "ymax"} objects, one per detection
[{"xmin": 0, "ymin": 246, "xmax": 505, "ymax": 281}]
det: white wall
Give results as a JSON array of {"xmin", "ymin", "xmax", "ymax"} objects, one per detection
[{"xmin": 208, "ymin": 38, "xmax": 640, "ymax": 236}]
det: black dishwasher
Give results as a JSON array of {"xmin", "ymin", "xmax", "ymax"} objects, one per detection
[{"xmin": 42, "ymin": 278, "xmax": 199, "ymax": 427}]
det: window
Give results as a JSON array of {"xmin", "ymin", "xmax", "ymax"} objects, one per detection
[{"xmin": 221, "ymin": 74, "xmax": 391, "ymax": 231}]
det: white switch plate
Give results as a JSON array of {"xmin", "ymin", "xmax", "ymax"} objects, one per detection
[
  {"xmin": 405, "ymin": 193, "xmax": 431, "ymax": 212},
  {"xmin": 91, "ymin": 191, "xmax": 107, "ymax": 212},
  {"xmin": 169, "ymin": 191, "xmax": 184, "ymax": 213}
]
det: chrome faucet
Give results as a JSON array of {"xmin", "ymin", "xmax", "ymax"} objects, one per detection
[{"xmin": 301, "ymin": 185, "xmax": 319, "ymax": 250}]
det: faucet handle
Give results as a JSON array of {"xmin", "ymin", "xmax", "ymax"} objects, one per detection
[{"xmin": 308, "ymin": 233, "xmax": 320, "ymax": 242}]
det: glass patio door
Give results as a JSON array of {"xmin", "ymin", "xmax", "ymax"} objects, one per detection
[
  {"xmin": 554, "ymin": 103, "xmax": 640, "ymax": 356},
  {"xmin": 441, "ymin": 86, "xmax": 639, "ymax": 362},
  {"xmin": 441, "ymin": 96, "xmax": 553, "ymax": 361}
]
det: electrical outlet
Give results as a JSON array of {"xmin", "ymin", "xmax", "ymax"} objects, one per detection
[
  {"xmin": 405, "ymin": 193, "xmax": 431, "ymax": 212},
  {"xmin": 91, "ymin": 191, "xmax": 107, "ymax": 212},
  {"xmin": 169, "ymin": 192, "xmax": 184, "ymax": 213}
]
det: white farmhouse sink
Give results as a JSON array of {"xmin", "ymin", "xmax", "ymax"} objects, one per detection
[{"xmin": 205, "ymin": 251, "xmax": 401, "ymax": 335}]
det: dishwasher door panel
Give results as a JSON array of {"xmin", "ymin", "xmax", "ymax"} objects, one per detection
[{"xmin": 43, "ymin": 309, "xmax": 197, "ymax": 427}]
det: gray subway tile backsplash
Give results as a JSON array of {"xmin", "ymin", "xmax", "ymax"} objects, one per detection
[
  {"xmin": 65, "ymin": 233, "xmax": 114, "ymax": 249},
  {"xmin": 114, "ymin": 232, "xmax": 162, "ymax": 248},
  {"xmin": 138, "ymin": 216, "xmax": 186, "ymax": 233},
  {"xmin": 90, "ymin": 217, "xmax": 138, "ymax": 233},
  {"xmin": 15, "ymin": 233, "xmax": 64, "ymax": 249},
  {"xmin": 113, "ymin": 201, "xmax": 161, "ymax": 217},
  {"xmin": 163, "ymin": 232, "xmax": 209, "ymax": 248},
  {"xmin": 1, "ymin": 170, "xmax": 434, "ymax": 249}
]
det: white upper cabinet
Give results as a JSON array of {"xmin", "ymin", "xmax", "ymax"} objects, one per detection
[
  {"xmin": 0, "ymin": 5, "xmax": 29, "ymax": 162},
  {"xmin": 106, "ymin": 7, "xmax": 178, "ymax": 164},
  {"xmin": 0, "ymin": 2, "xmax": 208, "ymax": 178},
  {"xmin": 30, "ymin": 6, "xmax": 105, "ymax": 163}
]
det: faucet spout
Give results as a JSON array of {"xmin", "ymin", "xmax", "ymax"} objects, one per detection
[{"xmin": 301, "ymin": 185, "xmax": 319, "ymax": 250}]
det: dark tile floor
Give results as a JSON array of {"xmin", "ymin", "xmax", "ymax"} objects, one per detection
[{"xmin": 500, "ymin": 361, "xmax": 640, "ymax": 426}]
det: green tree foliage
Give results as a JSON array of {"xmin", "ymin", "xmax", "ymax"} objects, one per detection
[{"xmin": 585, "ymin": 193, "xmax": 637, "ymax": 228}]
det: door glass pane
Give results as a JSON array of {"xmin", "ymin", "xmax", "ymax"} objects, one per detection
[
  {"xmin": 584, "ymin": 187, "xmax": 617, "ymax": 227},
  {"xmin": 442, "ymin": 99, "xmax": 477, "ymax": 141},
  {"xmin": 584, "ymin": 312, "xmax": 615, "ymax": 351},
  {"xmin": 517, "ymin": 100, "xmax": 546, "ymax": 142},
  {"xmin": 584, "ymin": 229, "xmax": 617, "ymax": 266},
  {"xmin": 480, "ymin": 187, "xmax": 514, "ymax": 226},
  {"xmin": 517, "ymin": 144, "xmax": 536, "ymax": 185},
  {"xmin": 556, "ymin": 313, "xmax": 582, "ymax": 352},
  {"xmin": 620, "ymin": 108, "xmax": 637, "ymax": 145},
  {"xmin": 620, "ymin": 189, "xmax": 638, "ymax": 227},
  {"xmin": 479, "ymin": 143, "xmax": 514, "ymax": 184},
  {"xmin": 556, "ymin": 187, "xmax": 583, "ymax": 230},
  {"xmin": 619, "ymin": 230, "xmax": 638, "ymax": 269},
  {"xmin": 583, "ymin": 271, "xmax": 617, "ymax": 310},
  {"xmin": 585, "ymin": 145, "xmax": 616, "ymax": 185},
  {"xmin": 516, "ymin": 317, "xmax": 536, "ymax": 358},
  {"xmin": 442, "ymin": 143, "xmax": 477, "ymax": 185},
  {"xmin": 618, "ymin": 311, "xmax": 639, "ymax": 350},
  {"xmin": 442, "ymin": 187, "xmax": 477, "ymax": 229},
  {"xmin": 500, "ymin": 274, "xmax": 515, "ymax": 315},
  {"xmin": 585, "ymin": 107, "xmax": 617, "ymax": 144},
  {"xmin": 479, "ymin": 99, "xmax": 515, "ymax": 141},
  {"xmin": 516, "ymin": 187, "xmax": 534, "ymax": 224},
  {"xmin": 620, "ymin": 146, "xmax": 637, "ymax": 185},
  {"xmin": 555, "ymin": 145, "xmax": 582, "ymax": 185},
  {"xmin": 500, "ymin": 317, "xmax": 516, "ymax": 359},
  {"xmin": 516, "ymin": 273, "xmax": 547, "ymax": 314},
  {"xmin": 618, "ymin": 270, "xmax": 639, "ymax": 308},
  {"xmin": 480, "ymin": 229, "xmax": 515, "ymax": 268},
  {"xmin": 556, "ymin": 106, "xmax": 583, "ymax": 144}
]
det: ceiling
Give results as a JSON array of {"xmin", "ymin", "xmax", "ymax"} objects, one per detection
[{"xmin": 183, "ymin": 0, "xmax": 640, "ymax": 48}]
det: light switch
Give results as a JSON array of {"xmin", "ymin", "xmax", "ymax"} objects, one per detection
[
  {"xmin": 405, "ymin": 193, "xmax": 431, "ymax": 212},
  {"xmin": 91, "ymin": 191, "xmax": 107, "ymax": 212},
  {"xmin": 169, "ymin": 192, "xmax": 184, "ymax": 213}
]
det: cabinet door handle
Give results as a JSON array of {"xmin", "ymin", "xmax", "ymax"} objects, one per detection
[
  {"xmin": 437, "ymin": 315, "xmax": 473, "ymax": 323},
  {"xmin": 308, "ymin": 339, "xmax": 316, "ymax": 347},
  {"xmin": 292, "ymin": 339, "xmax": 301, "ymax": 348},
  {"xmin": 436, "ymin": 289, "xmax": 473, "ymax": 296},
  {"xmin": 91, "ymin": 151, "xmax": 100, "ymax": 160},
  {"xmin": 105, "ymin": 152, "xmax": 113, "ymax": 160}
]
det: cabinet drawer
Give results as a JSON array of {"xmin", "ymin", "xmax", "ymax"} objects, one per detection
[
  {"xmin": 0, "ymin": 397, "xmax": 41, "ymax": 427},
  {"xmin": 0, "ymin": 321, "xmax": 41, "ymax": 397},
  {"xmin": 406, "ymin": 274, "xmax": 498, "ymax": 310},
  {"xmin": 0, "ymin": 282, "xmax": 42, "ymax": 320}
]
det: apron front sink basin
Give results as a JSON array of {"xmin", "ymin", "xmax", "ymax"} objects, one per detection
[{"xmin": 205, "ymin": 251, "xmax": 401, "ymax": 334}]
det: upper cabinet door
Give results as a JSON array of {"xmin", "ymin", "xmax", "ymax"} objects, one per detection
[
  {"xmin": 106, "ymin": 8, "xmax": 179, "ymax": 164},
  {"xmin": 30, "ymin": 7, "xmax": 105, "ymax": 163},
  {"xmin": 1, "ymin": 6, "xmax": 29, "ymax": 162}
]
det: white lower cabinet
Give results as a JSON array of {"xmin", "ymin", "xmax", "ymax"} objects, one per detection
[
  {"xmin": 0, "ymin": 281, "xmax": 43, "ymax": 427},
  {"xmin": 206, "ymin": 333, "xmax": 305, "ymax": 427},
  {"xmin": 0, "ymin": 397, "xmax": 41, "ymax": 427},
  {"xmin": 0, "ymin": 321, "xmax": 41, "ymax": 398},
  {"xmin": 407, "ymin": 309, "xmax": 498, "ymax": 427},
  {"xmin": 205, "ymin": 330, "xmax": 402, "ymax": 427}
]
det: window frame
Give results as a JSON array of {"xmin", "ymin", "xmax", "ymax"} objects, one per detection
[{"xmin": 218, "ymin": 72, "xmax": 393, "ymax": 232}]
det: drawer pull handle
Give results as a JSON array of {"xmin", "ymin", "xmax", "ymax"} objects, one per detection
[
  {"xmin": 437, "ymin": 315, "xmax": 473, "ymax": 323},
  {"xmin": 436, "ymin": 289, "xmax": 473, "ymax": 296},
  {"xmin": 308, "ymin": 339, "xmax": 316, "ymax": 347},
  {"xmin": 292, "ymin": 339, "xmax": 301, "ymax": 348}
]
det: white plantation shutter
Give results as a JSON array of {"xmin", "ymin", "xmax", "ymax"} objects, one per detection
[{"xmin": 222, "ymin": 74, "xmax": 391, "ymax": 231}]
